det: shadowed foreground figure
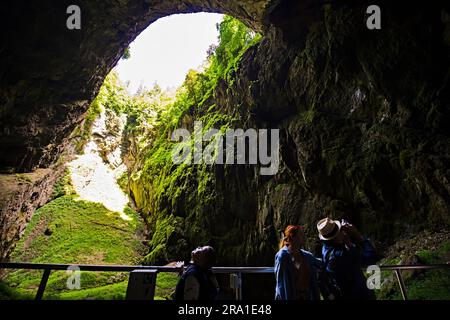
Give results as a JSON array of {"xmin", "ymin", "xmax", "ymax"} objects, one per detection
[
  {"xmin": 317, "ymin": 218, "xmax": 378, "ymax": 300},
  {"xmin": 174, "ymin": 246, "xmax": 219, "ymax": 300},
  {"xmin": 274, "ymin": 225, "xmax": 323, "ymax": 300}
]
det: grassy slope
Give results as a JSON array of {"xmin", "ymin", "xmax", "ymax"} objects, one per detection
[{"xmin": 0, "ymin": 195, "xmax": 178, "ymax": 300}]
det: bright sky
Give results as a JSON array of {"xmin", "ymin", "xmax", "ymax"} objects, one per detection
[{"xmin": 115, "ymin": 13, "xmax": 224, "ymax": 94}]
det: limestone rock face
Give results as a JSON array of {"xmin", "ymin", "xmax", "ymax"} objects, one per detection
[
  {"xmin": 0, "ymin": 0, "xmax": 270, "ymax": 261},
  {"xmin": 89, "ymin": 109, "xmax": 127, "ymax": 169},
  {"xmin": 0, "ymin": 0, "xmax": 270, "ymax": 173},
  {"xmin": 129, "ymin": 2, "xmax": 450, "ymax": 266},
  {"xmin": 0, "ymin": 169, "xmax": 63, "ymax": 260}
]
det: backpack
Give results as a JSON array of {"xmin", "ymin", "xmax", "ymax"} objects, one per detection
[
  {"xmin": 174, "ymin": 265, "xmax": 217, "ymax": 301},
  {"xmin": 174, "ymin": 265, "xmax": 195, "ymax": 301},
  {"xmin": 174, "ymin": 272, "xmax": 188, "ymax": 301}
]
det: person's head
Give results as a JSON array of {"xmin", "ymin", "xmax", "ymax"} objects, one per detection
[
  {"xmin": 316, "ymin": 217, "xmax": 344, "ymax": 244},
  {"xmin": 279, "ymin": 225, "xmax": 306, "ymax": 249},
  {"xmin": 191, "ymin": 246, "xmax": 216, "ymax": 269}
]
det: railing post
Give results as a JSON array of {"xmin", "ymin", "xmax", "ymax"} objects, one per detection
[
  {"xmin": 230, "ymin": 272, "xmax": 242, "ymax": 300},
  {"xmin": 237, "ymin": 272, "xmax": 242, "ymax": 300},
  {"xmin": 394, "ymin": 269, "xmax": 408, "ymax": 300},
  {"xmin": 126, "ymin": 269, "xmax": 157, "ymax": 300},
  {"xmin": 35, "ymin": 269, "xmax": 51, "ymax": 300}
]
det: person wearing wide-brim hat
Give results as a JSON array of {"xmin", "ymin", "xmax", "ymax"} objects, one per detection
[
  {"xmin": 318, "ymin": 218, "xmax": 342, "ymax": 241},
  {"xmin": 317, "ymin": 217, "xmax": 378, "ymax": 300}
]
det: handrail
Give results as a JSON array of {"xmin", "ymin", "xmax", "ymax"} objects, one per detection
[
  {"xmin": 0, "ymin": 262, "xmax": 275, "ymax": 273},
  {"xmin": 1, "ymin": 261, "xmax": 449, "ymax": 273},
  {"xmin": 1, "ymin": 262, "xmax": 449, "ymax": 300},
  {"xmin": 377, "ymin": 264, "xmax": 450, "ymax": 271}
]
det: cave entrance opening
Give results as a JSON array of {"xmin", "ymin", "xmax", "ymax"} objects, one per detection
[
  {"xmin": 0, "ymin": 11, "xmax": 263, "ymax": 301},
  {"xmin": 73, "ymin": 11, "xmax": 261, "ymax": 217},
  {"xmin": 65, "ymin": 13, "xmax": 227, "ymax": 217},
  {"xmin": 115, "ymin": 12, "xmax": 224, "ymax": 94}
]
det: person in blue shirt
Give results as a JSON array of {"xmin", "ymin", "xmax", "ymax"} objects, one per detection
[
  {"xmin": 317, "ymin": 217, "xmax": 378, "ymax": 300},
  {"xmin": 274, "ymin": 225, "xmax": 323, "ymax": 300}
]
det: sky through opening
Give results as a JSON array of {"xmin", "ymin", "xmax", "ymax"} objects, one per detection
[{"xmin": 115, "ymin": 13, "xmax": 224, "ymax": 94}]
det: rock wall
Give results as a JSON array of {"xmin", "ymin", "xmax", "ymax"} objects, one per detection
[
  {"xmin": 0, "ymin": 0, "xmax": 269, "ymax": 173},
  {"xmin": 0, "ymin": 168, "xmax": 63, "ymax": 260},
  {"xmin": 0, "ymin": 0, "xmax": 269, "ymax": 261}
]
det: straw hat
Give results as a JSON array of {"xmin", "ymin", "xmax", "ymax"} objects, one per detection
[{"xmin": 317, "ymin": 218, "xmax": 341, "ymax": 240}]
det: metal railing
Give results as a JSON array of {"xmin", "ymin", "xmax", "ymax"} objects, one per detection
[{"xmin": 0, "ymin": 262, "xmax": 449, "ymax": 300}]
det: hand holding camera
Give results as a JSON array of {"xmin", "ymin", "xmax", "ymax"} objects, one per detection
[{"xmin": 341, "ymin": 219, "xmax": 364, "ymax": 243}]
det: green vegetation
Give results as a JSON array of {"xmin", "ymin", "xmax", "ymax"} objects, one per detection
[
  {"xmin": 117, "ymin": 172, "xmax": 129, "ymax": 194},
  {"xmin": 122, "ymin": 47, "xmax": 131, "ymax": 60},
  {"xmin": 416, "ymin": 242, "xmax": 450, "ymax": 264},
  {"xmin": 69, "ymin": 70, "xmax": 138, "ymax": 153},
  {"xmin": 51, "ymin": 168, "xmax": 75, "ymax": 199},
  {"xmin": 0, "ymin": 196, "xmax": 146, "ymax": 300},
  {"xmin": 1, "ymin": 15, "xmax": 260, "ymax": 300},
  {"xmin": 154, "ymin": 273, "xmax": 179, "ymax": 300},
  {"xmin": 126, "ymin": 16, "xmax": 261, "ymax": 264},
  {"xmin": 68, "ymin": 88, "xmax": 103, "ymax": 153}
]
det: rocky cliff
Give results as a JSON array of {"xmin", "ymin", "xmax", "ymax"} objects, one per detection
[
  {"xmin": 0, "ymin": 169, "xmax": 63, "ymax": 260},
  {"xmin": 0, "ymin": 0, "xmax": 268, "ymax": 173},
  {"xmin": 127, "ymin": 2, "xmax": 450, "ymax": 266},
  {"xmin": 0, "ymin": 1, "xmax": 449, "ymax": 267}
]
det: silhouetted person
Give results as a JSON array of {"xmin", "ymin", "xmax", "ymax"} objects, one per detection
[
  {"xmin": 274, "ymin": 225, "xmax": 323, "ymax": 300},
  {"xmin": 317, "ymin": 218, "xmax": 378, "ymax": 300},
  {"xmin": 174, "ymin": 246, "xmax": 219, "ymax": 300}
]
